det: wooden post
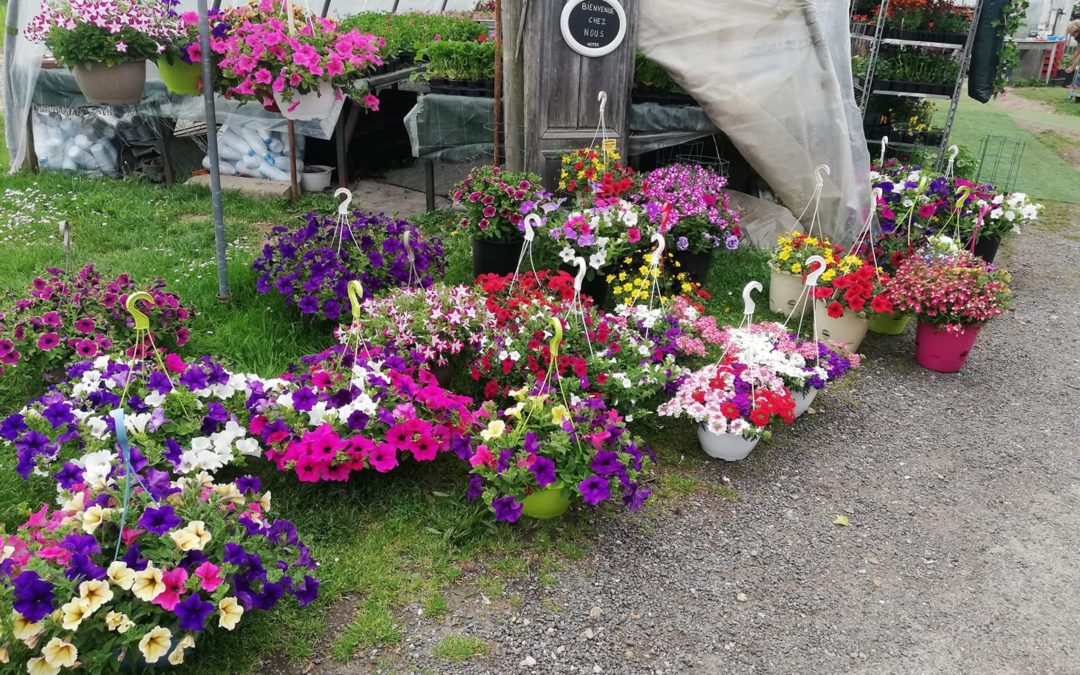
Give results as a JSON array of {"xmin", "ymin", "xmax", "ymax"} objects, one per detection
[
  {"xmin": 522, "ymin": 0, "xmax": 636, "ymax": 189},
  {"xmin": 502, "ymin": 0, "xmax": 525, "ymax": 172}
]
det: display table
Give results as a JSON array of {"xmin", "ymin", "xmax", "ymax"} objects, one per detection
[
  {"xmin": 1011, "ymin": 37, "xmax": 1066, "ymax": 85},
  {"xmin": 404, "ymin": 94, "xmax": 717, "ymax": 209}
]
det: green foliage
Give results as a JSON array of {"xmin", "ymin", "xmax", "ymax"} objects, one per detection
[
  {"xmin": 633, "ymin": 53, "xmax": 685, "ymax": 94},
  {"xmin": 432, "ymin": 634, "xmax": 488, "ymax": 662},
  {"xmin": 993, "ymin": 0, "xmax": 1030, "ymax": 96},
  {"xmin": 416, "ymin": 38, "xmax": 495, "ymax": 81},
  {"xmin": 873, "ymin": 49, "xmax": 961, "ymax": 84},
  {"xmin": 45, "ymin": 23, "xmax": 160, "ymax": 65},
  {"xmin": 340, "ymin": 11, "xmax": 488, "ymax": 61}
]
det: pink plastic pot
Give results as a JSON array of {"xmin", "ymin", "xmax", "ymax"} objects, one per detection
[{"xmin": 914, "ymin": 321, "xmax": 982, "ymax": 373}]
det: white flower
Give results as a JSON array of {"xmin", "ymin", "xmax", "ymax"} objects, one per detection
[
  {"xmin": 78, "ymin": 449, "xmax": 113, "ymax": 485},
  {"xmin": 235, "ymin": 438, "xmax": 261, "ymax": 456},
  {"xmin": 989, "ymin": 207, "xmax": 1003, "ymax": 220},
  {"xmin": 589, "ymin": 251, "xmax": 607, "ymax": 269},
  {"xmin": 86, "ymin": 416, "xmax": 109, "ymax": 440},
  {"xmin": 559, "ymin": 246, "xmax": 577, "ymax": 264},
  {"xmin": 143, "ymin": 391, "xmax": 166, "ymax": 407},
  {"xmin": 125, "ymin": 412, "xmax": 152, "ymax": 434}
]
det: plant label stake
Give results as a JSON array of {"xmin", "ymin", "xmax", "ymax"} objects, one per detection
[
  {"xmin": 58, "ymin": 220, "xmax": 72, "ymax": 269},
  {"xmin": 968, "ymin": 204, "xmax": 992, "ymax": 253},
  {"xmin": 508, "ymin": 213, "xmax": 543, "ymax": 297}
]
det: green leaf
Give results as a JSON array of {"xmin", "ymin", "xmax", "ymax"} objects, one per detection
[{"xmin": 832, "ymin": 515, "xmax": 850, "ymax": 527}]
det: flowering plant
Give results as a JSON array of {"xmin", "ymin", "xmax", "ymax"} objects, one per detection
[
  {"xmin": 557, "ymin": 148, "xmax": 636, "ymax": 207},
  {"xmin": 158, "ymin": 3, "xmax": 224, "ymax": 66},
  {"xmin": 768, "ymin": 232, "xmax": 846, "ymax": 277},
  {"xmin": 607, "ymin": 249, "xmax": 700, "ymax": 307},
  {"xmin": 253, "ymin": 211, "xmax": 444, "ymax": 322},
  {"xmin": 658, "ymin": 356, "xmax": 796, "ymax": 439},
  {"xmin": 2, "ymin": 354, "xmax": 269, "ymax": 485},
  {"xmin": 450, "ymin": 165, "xmax": 561, "ymax": 242},
  {"xmin": 0, "ymin": 265, "xmax": 192, "ymax": 382},
  {"xmin": 714, "ymin": 321, "xmax": 860, "ymax": 394},
  {"xmin": 212, "ymin": 0, "xmax": 383, "ymax": 110},
  {"xmin": 466, "ymin": 386, "xmax": 654, "ymax": 522},
  {"xmin": 815, "ymin": 258, "xmax": 893, "ymax": 319},
  {"xmin": 26, "ymin": 0, "xmax": 183, "ymax": 66},
  {"xmin": 637, "ymin": 164, "xmax": 742, "ymax": 254},
  {"xmin": 885, "ymin": 248, "xmax": 1011, "ymax": 332},
  {"xmin": 548, "ymin": 200, "xmax": 648, "ymax": 278},
  {"xmin": 0, "ymin": 471, "xmax": 317, "ymax": 671},
  {"xmin": 956, "ymin": 190, "xmax": 1041, "ymax": 243},
  {"xmin": 355, "ymin": 285, "xmax": 496, "ymax": 369},
  {"xmin": 249, "ymin": 346, "xmax": 478, "ymax": 483}
]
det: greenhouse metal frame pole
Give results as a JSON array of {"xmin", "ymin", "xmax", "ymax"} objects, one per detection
[{"xmin": 198, "ymin": 0, "xmax": 230, "ymax": 300}]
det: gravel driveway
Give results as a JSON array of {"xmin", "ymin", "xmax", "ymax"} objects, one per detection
[{"xmin": 318, "ymin": 216, "xmax": 1080, "ymax": 674}]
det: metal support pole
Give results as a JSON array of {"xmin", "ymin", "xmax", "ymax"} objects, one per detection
[
  {"xmin": 493, "ymin": 0, "xmax": 503, "ymax": 164},
  {"xmin": 287, "ymin": 120, "xmax": 299, "ymax": 202},
  {"xmin": 198, "ymin": 0, "xmax": 230, "ymax": 300},
  {"xmin": 425, "ymin": 160, "xmax": 435, "ymax": 212}
]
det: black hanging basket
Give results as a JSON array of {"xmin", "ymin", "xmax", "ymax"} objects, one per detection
[
  {"xmin": 971, "ymin": 236, "xmax": 1001, "ymax": 263},
  {"xmin": 673, "ymin": 249, "xmax": 715, "ymax": 286},
  {"xmin": 472, "ymin": 237, "xmax": 524, "ymax": 279}
]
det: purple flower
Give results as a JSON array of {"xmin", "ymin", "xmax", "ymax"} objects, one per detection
[
  {"xmin": 146, "ymin": 370, "xmax": 173, "ymax": 395},
  {"xmin": 66, "ymin": 553, "xmax": 106, "ymax": 581},
  {"xmin": 54, "ymin": 462, "xmax": 83, "ymax": 490},
  {"xmin": 622, "ymin": 483, "xmax": 651, "ymax": 511},
  {"xmin": 179, "ymin": 365, "xmax": 208, "ymax": 391},
  {"xmin": 676, "ymin": 236, "xmax": 690, "ymax": 251},
  {"xmin": 292, "ymin": 575, "xmax": 320, "ymax": 607},
  {"xmin": 60, "ymin": 533, "xmax": 100, "ymax": 557},
  {"xmin": 492, "ymin": 495, "xmax": 523, "ymax": 523},
  {"xmin": 529, "ymin": 456, "xmax": 557, "ymax": 488},
  {"xmin": 12, "ymin": 571, "xmax": 54, "ymax": 622},
  {"xmin": 139, "ymin": 504, "xmax": 181, "ymax": 535},
  {"xmin": 254, "ymin": 581, "xmax": 284, "ymax": 610},
  {"xmin": 0, "ymin": 414, "xmax": 27, "ymax": 441},
  {"xmin": 298, "ymin": 295, "xmax": 320, "ymax": 314},
  {"xmin": 175, "ymin": 593, "xmax": 215, "ymax": 631},
  {"xmin": 590, "ymin": 450, "xmax": 624, "ymax": 477},
  {"xmin": 466, "ymin": 474, "xmax": 485, "ymax": 501},
  {"xmin": 236, "ymin": 475, "xmax": 261, "ymax": 494},
  {"xmin": 41, "ymin": 402, "xmax": 74, "ymax": 428},
  {"xmin": 578, "ymin": 474, "xmax": 611, "ymax": 506},
  {"xmin": 292, "ymin": 386, "xmax": 316, "ymax": 412}
]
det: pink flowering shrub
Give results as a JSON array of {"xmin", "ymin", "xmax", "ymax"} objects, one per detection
[
  {"xmin": 0, "ymin": 265, "xmax": 193, "ymax": 383},
  {"xmin": 26, "ymin": 0, "xmax": 183, "ymax": 66},
  {"xmin": 212, "ymin": 0, "xmax": 383, "ymax": 111},
  {"xmin": 886, "ymin": 249, "xmax": 1011, "ymax": 332}
]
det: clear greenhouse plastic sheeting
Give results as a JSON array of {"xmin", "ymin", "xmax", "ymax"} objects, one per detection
[
  {"xmin": 4, "ymin": 0, "xmax": 46, "ymax": 172},
  {"xmin": 638, "ymin": 0, "xmax": 871, "ymax": 243}
]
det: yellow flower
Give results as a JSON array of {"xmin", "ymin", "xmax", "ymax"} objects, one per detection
[
  {"xmin": 479, "ymin": 420, "xmax": 506, "ymax": 441},
  {"xmin": 60, "ymin": 598, "xmax": 92, "ymax": 631},
  {"xmin": 170, "ymin": 521, "xmax": 211, "ymax": 552},
  {"xmin": 81, "ymin": 505, "xmax": 111, "ymax": 534},
  {"xmin": 26, "ymin": 656, "xmax": 59, "ymax": 675},
  {"xmin": 617, "ymin": 272, "xmax": 627, "ymax": 281},
  {"xmin": 105, "ymin": 611, "xmax": 128, "ymax": 632},
  {"xmin": 504, "ymin": 402, "xmax": 524, "ymax": 419},
  {"xmin": 550, "ymin": 405, "xmax": 570, "ymax": 426},
  {"xmin": 820, "ymin": 268, "xmax": 837, "ymax": 283},
  {"xmin": 168, "ymin": 634, "xmax": 196, "ymax": 666},
  {"xmin": 790, "ymin": 263, "xmax": 802, "ymax": 274},
  {"xmin": 258, "ymin": 491, "xmax": 272, "ymax": 513},
  {"xmin": 107, "ymin": 561, "xmax": 135, "ymax": 591},
  {"xmin": 777, "ymin": 248, "xmax": 792, "ymax": 261},
  {"xmin": 213, "ymin": 482, "xmax": 245, "ymax": 507},
  {"xmin": 218, "ymin": 597, "xmax": 245, "ymax": 631},
  {"xmin": 131, "ymin": 565, "xmax": 165, "ymax": 602},
  {"xmin": 681, "ymin": 282, "xmax": 693, "ymax": 293},
  {"xmin": 78, "ymin": 579, "xmax": 113, "ymax": 613},
  {"xmin": 60, "ymin": 492, "xmax": 84, "ymax": 516},
  {"xmin": 41, "ymin": 637, "xmax": 78, "ymax": 669},
  {"xmin": 12, "ymin": 612, "xmax": 43, "ymax": 641},
  {"xmin": 138, "ymin": 626, "xmax": 172, "ymax": 664},
  {"xmin": 0, "ymin": 644, "xmax": 7, "ymax": 664}
]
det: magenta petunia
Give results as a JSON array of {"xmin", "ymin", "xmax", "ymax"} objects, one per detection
[{"xmin": 37, "ymin": 333, "xmax": 60, "ymax": 351}]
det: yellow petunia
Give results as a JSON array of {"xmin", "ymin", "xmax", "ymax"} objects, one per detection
[
  {"xmin": 218, "ymin": 597, "xmax": 245, "ymax": 631},
  {"xmin": 41, "ymin": 638, "xmax": 78, "ymax": 669},
  {"xmin": 479, "ymin": 420, "xmax": 506, "ymax": 441},
  {"xmin": 26, "ymin": 656, "xmax": 59, "ymax": 675},
  {"xmin": 138, "ymin": 626, "xmax": 172, "ymax": 664}
]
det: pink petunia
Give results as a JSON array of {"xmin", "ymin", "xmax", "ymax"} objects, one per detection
[{"xmin": 194, "ymin": 561, "xmax": 225, "ymax": 592}]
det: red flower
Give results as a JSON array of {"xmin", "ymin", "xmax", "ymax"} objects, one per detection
[
  {"xmin": 827, "ymin": 301, "xmax": 845, "ymax": 319},
  {"xmin": 720, "ymin": 402, "xmax": 740, "ymax": 420},
  {"xmin": 848, "ymin": 296, "xmax": 866, "ymax": 313},
  {"xmin": 692, "ymin": 390, "xmax": 706, "ymax": 404},
  {"xmin": 870, "ymin": 294, "xmax": 894, "ymax": 314},
  {"xmin": 748, "ymin": 407, "xmax": 771, "ymax": 427}
]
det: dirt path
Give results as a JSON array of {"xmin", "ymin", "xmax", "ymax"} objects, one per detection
[{"xmin": 338, "ymin": 212, "xmax": 1080, "ymax": 674}]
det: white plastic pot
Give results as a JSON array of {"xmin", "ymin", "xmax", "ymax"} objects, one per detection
[
  {"xmin": 792, "ymin": 387, "xmax": 818, "ymax": 418},
  {"xmin": 815, "ymin": 301, "xmax": 870, "ymax": 352},
  {"xmin": 301, "ymin": 165, "xmax": 333, "ymax": 192},
  {"xmin": 696, "ymin": 426, "xmax": 760, "ymax": 461},
  {"xmin": 273, "ymin": 81, "xmax": 338, "ymax": 121}
]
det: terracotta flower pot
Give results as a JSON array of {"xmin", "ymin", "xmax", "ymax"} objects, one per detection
[
  {"xmin": 815, "ymin": 302, "xmax": 869, "ymax": 352},
  {"xmin": 914, "ymin": 321, "xmax": 982, "ymax": 373},
  {"xmin": 274, "ymin": 80, "xmax": 338, "ymax": 121},
  {"xmin": 868, "ymin": 312, "xmax": 912, "ymax": 336},
  {"xmin": 768, "ymin": 265, "xmax": 809, "ymax": 318},
  {"xmin": 72, "ymin": 60, "xmax": 146, "ymax": 105},
  {"xmin": 520, "ymin": 485, "xmax": 572, "ymax": 520},
  {"xmin": 697, "ymin": 426, "xmax": 759, "ymax": 461},
  {"xmin": 157, "ymin": 57, "xmax": 202, "ymax": 96}
]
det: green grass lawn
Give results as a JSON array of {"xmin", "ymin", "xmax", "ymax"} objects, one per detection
[
  {"xmin": 1012, "ymin": 84, "xmax": 1080, "ymax": 118},
  {"xmin": 0, "ymin": 115, "xmax": 771, "ymax": 671}
]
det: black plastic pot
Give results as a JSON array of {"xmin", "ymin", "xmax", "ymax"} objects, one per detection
[
  {"xmin": 674, "ymin": 249, "xmax": 715, "ymax": 286},
  {"xmin": 971, "ymin": 236, "xmax": 1001, "ymax": 263},
  {"xmin": 472, "ymin": 237, "xmax": 524, "ymax": 279}
]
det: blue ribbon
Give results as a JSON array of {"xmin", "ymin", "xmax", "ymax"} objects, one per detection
[{"xmin": 110, "ymin": 408, "xmax": 154, "ymax": 561}]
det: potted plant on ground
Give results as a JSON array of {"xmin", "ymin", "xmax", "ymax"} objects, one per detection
[
  {"xmin": 213, "ymin": 0, "xmax": 383, "ymax": 118},
  {"xmin": 659, "ymin": 355, "xmax": 795, "ymax": 461},
  {"xmin": 766, "ymin": 232, "xmax": 844, "ymax": 319},
  {"xmin": 26, "ymin": 0, "xmax": 183, "ymax": 104},
  {"xmin": 466, "ymin": 384, "xmax": 654, "ymax": 521},
  {"xmin": 450, "ymin": 165, "xmax": 561, "ymax": 278},
  {"xmin": 956, "ymin": 191, "xmax": 1041, "ymax": 263},
  {"xmin": 636, "ymin": 164, "xmax": 742, "ymax": 285},
  {"xmin": 886, "ymin": 242, "xmax": 1011, "ymax": 372},
  {"xmin": 811, "ymin": 256, "xmax": 890, "ymax": 352}
]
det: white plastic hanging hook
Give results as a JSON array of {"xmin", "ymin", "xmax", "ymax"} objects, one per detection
[
  {"xmin": 574, "ymin": 256, "xmax": 588, "ymax": 292},
  {"xmin": 649, "ymin": 231, "xmax": 666, "ymax": 267},
  {"xmin": 597, "ymin": 91, "xmax": 607, "ymax": 117},
  {"xmin": 741, "ymin": 281, "xmax": 763, "ymax": 318},
  {"xmin": 879, "ymin": 137, "xmax": 889, "ymax": 166},
  {"xmin": 523, "ymin": 213, "xmax": 540, "ymax": 243},
  {"xmin": 945, "ymin": 144, "xmax": 959, "ymax": 176},
  {"xmin": 872, "ymin": 187, "xmax": 883, "ymax": 202},
  {"xmin": 803, "ymin": 255, "xmax": 827, "ymax": 287},
  {"xmin": 813, "ymin": 164, "xmax": 831, "ymax": 190},
  {"xmin": 335, "ymin": 187, "xmax": 353, "ymax": 216}
]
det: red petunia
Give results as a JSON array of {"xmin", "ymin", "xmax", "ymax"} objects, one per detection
[
  {"xmin": 870, "ymin": 294, "xmax": 894, "ymax": 314},
  {"xmin": 827, "ymin": 301, "xmax": 845, "ymax": 319},
  {"xmin": 720, "ymin": 402, "xmax": 740, "ymax": 420}
]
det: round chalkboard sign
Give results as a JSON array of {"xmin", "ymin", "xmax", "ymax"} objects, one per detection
[{"xmin": 560, "ymin": 0, "xmax": 627, "ymax": 58}]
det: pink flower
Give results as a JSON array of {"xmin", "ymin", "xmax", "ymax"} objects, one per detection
[
  {"xmin": 186, "ymin": 43, "xmax": 202, "ymax": 63},
  {"xmin": 254, "ymin": 68, "xmax": 273, "ymax": 85},
  {"xmin": 121, "ymin": 528, "xmax": 145, "ymax": 547},
  {"xmin": 37, "ymin": 332, "xmax": 59, "ymax": 351},
  {"xmin": 469, "ymin": 445, "xmax": 495, "ymax": 469},
  {"xmin": 116, "ymin": 41, "xmax": 128, "ymax": 53},
  {"xmin": 153, "ymin": 568, "xmax": 189, "ymax": 611},
  {"xmin": 164, "ymin": 352, "xmax": 186, "ymax": 373},
  {"xmin": 627, "ymin": 228, "xmax": 641, "ymax": 243},
  {"xmin": 272, "ymin": 76, "xmax": 287, "ymax": 93},
  {"xmin": 367, "ymin": 442, "xmax": 398, "ymax": 473},
  {"xmin": 194, "ymin": 561, "xmax": 225, "ymax": 592},
  {"xmin": 363, "ymin": 93, "xmax": 379, "ymax": 111},
  {"xmin": 180, "ymin": 11, "xmax": 199, "ymax": 26}
]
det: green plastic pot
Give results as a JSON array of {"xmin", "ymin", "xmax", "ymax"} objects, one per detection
[
  {"xmin": 868, "ymin": 312, "xmax": 912, "ymax": 336},
  {"xmin": 157, "ymin": 58, "xmax": 202, "ymax": 95},
  {"xmin": 520, "ymin": 485, "xmax": 572, "ymax": 520}
]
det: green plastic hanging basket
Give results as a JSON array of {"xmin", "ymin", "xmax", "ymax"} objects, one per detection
[{"xmin": 520, "ymin": 484, "xmax": 572, "ymax": 520}]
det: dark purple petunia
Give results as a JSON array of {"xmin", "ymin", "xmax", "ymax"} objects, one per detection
[
  {"xmin": 12, "ymin": 571, "xmax": 55, "ymax": 622},
  {"xmin": 298, "ymin": 295, "xmax": 320, "ymax": 314},
  {"xmin": 492, "ymin": 495, "xmax": 523, "ymax": 523},
  {"xmin": 0, "ymin": 413, "xmax": 27, "ymax": 440},
  {"xmin": 291, "ymin": 386, "xmax": 316, "ymax": 412},
  {"xmin": 578, "ymin": 474, "xmax": 611, "ymax": 506},
  {"xmin": 292, "ymin": 575, "xmax": 320, "ymax": 607},
  {"xmin": 529, "ymin": 455, "xmax": 557, "ymax": 488},
  {"xmin": 54, "ymin": 461, "xmax": 84, "ymax": 490},
  {"xmin": 66, "ymin": 553, "xmax": 106, "ymax": 581},
  {"xmin": 144, "ymin": 468, "xmax": 181, "ymax": 501},
  {"xmin": 60, "ymin": 533, "xmax": 101, "ymax": 557},
  {"xmin": 41, "ymin": 402, "xmax": 74, "ymax": 429},
  {"xmin": 200, "ymin": 401, "xmax": 228, "ymax": 434},
  {"xmin": 175, "ymin": 593, "xmax": 215, "ymax": 631},
  {"xmin": 590, "ymin": 450, "xmax": 624, "ymax": 477},
  {"xmin": 179, "ymin": 365, "xmax": 208, "ymax": 391},
  {"xmin": 138, "ymin": 504, "xmax": 181, "ymax": 535},
  {"xmin": 622, "ymin": 483, "xmax": 651, "ymax": 512},
  {"xmin": 346, "ymin": 409, "xmax": 369, "ymax": 432},
  {"xmin": 146, "ymin": 370, "xmax": 173, "ymax": 395},
  {"xmin": 449, "ymin": 433, "xmax": 472, "ymax": 461},
  {"xmin": 253, "ymin": 581, "xmax": 284, "ymax": 611},
  {"xmin": 268, "ymin": 519, "xmax": 298, "ymax": 547},
  {"xmin": 121, "ymin": 544, "xmax": 148, "ymax": 571},
  {"xmin": 466, "ymin": 474, "xmax": 485, "ymax": 501},
  {"xmin": 523, "ymin": 431, "xmax": 540, "ymax": 456},
  {"xmin": 236, "ymin": 475, "xmax": 261, "ymax": 494}
]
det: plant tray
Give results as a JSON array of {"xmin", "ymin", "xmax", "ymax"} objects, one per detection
[{"xmin": 426, "ymin": 78, "xmax": 494, "ymax": 98}]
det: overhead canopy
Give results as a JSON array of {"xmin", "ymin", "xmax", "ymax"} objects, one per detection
[{"xmin": 637, "ymin": 0, "xmax": 871, "ymax": 243}]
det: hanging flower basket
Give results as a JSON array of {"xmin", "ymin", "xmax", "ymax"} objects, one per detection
[
  {"xmin": 274, "ymin": 80, "xmax": 339, "ymax": 121},
  {"xmin": 768, "ymin": 265, "xmax": 808, "ymax": 318},
  {"xmin": 792, "ymin": 387, "xmax": 818, "ymax": 418},
  {"xmin": 697, "ymin": 426, "xmax": 759, "ymax": 461},
  {"xmin": 157, "ymin": 57, "xmax": 202, "ymax": 96},
  {"xmin": 914, "ymin": 321, "xmax": 982, "ymax": 373},
  {"xmin": 816, "ymin": 302, "xmax": 870, "ymax": 352},
  {"xmin": 868, "ymin": 312, "xmax": 912, "ymax": 335},
  {"xmin": 520, "ymin": 484, "xmax": 572, "ymax": 520},
  {"xmin": 73, "ymin": 61, "xmax": 147, "ymax": 105}
]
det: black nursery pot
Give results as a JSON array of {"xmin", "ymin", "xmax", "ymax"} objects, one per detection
[
  {"xmin": 972, "ymin": 236, "xmax": 1001, "ymax": 263},
  {"xmin": 674, "ymin": 248, "xmax": 715, "ymax": 286},
  {"xmin": 472, "ymin": 237, "xmax": 525, "ymax": 279}
]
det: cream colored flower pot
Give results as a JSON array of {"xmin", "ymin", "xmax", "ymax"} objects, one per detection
[
  {"xmin": 72, "ymin": 61, "xmax": 146, "ymax": 105},
  {"xmin": 769, "ymin": 265, "xmax": 809, "ymax": 319},
  {"xmin": 815, "ymin": 302, "xmax": 870, "ymax": 352}
]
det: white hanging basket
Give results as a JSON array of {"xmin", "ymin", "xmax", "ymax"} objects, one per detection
[
  {"xmin": 768, "ymin": 265, "xmax": 809, "ymax": 318},
  {"xmin": 697, "ymin": 426, "xmax": 760, "ymax": 461},
  {"xmin": 792, "ymin": 387, "xmax": 818, "ymax": 418},
  {"xmin": 274, "ymin": 81, "xmax": 338, "ymax": 121},
  {"xmin": 815, "ymin": 302, "xmax": 870, "ymax": 352}
]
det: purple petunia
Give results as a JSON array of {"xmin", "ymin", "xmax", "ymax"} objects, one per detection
[
  {"xmin": 139, "ymin": 504, "xmax": 182, "ymax": 535},
  {"xmin": 12, "ymin": 571, "xmax": 54, "ymax": 622},
  {"xmin": 492, "ymin": 495, "xmax": 523, "ymax": 523},
  {"xmin": 578, "ymin": 474, "xmax": 611, "ymax": 506},
  {"xmin": 175, "ymin": 593, "xmax": 215, "ymax": 632},
  {"xmin": 530, "ymin": 455, "xmax": 557, "ymax": 488}
]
